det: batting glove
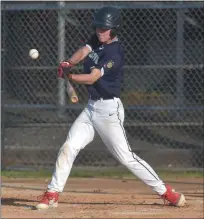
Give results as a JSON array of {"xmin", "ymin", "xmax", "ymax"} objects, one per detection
[{"xmin": 58, "ymin": 61, "xmax": 74, "ymax": 78}]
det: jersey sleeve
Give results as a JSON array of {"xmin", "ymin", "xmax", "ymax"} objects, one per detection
[
  {"xmin": 85, "ymin": 34, "xmax": 101, "ymax": 52},
  {"xmin": 94, "ymin": 54, "xmax": 121, "ymax": 77}
]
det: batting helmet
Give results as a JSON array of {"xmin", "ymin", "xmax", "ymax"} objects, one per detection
[{"xmin": 92, "ymin": 6, "xmax": 121, "ymax": 38}]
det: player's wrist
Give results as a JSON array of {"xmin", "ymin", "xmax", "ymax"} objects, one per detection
[
  {"xmin": 68, "ymin": 74, "xmax": 74, "ymax": 80},
  {"xmin": 66, "ymin": 59, "xmax": 75, "ymax": 66}
]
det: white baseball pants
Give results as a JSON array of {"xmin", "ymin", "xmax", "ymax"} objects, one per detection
[{"xmin": 48, "ymin": 98, "xmax": 166, "ymax": 195}]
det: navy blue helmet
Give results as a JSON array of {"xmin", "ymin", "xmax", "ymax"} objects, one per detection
[{"xmin": 92, "ymin": 7, "xmax": 122, "ymax": 37}]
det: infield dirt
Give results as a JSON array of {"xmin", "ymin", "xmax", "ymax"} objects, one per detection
[{"xmin": 2, "ymin": 177, "xmax": 203, "ymax": 218}]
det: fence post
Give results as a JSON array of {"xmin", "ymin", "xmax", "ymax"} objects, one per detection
[
  {"xmin": 57, "ymin": 1, "xmax": 66, "ymax": 116},
  {"xmin": 1, "ymin": 8, "xmax": 5, "ymax": 170},
  {"xmin": 175, "ymin": 9, "xmax": 185, "ymax": 120},
  {"xmin": 1, "ymin": 91, "xmax": 5, "ymax": 170}
]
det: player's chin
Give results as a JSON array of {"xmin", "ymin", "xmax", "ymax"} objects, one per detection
[{"xmin": 97, "ymin": 36, "xmax": 106, "ymax": 43}]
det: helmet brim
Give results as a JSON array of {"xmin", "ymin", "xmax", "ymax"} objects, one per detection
[{"xmin": 92, "ymin": 21, "xmax": 113, "ymax": 29}]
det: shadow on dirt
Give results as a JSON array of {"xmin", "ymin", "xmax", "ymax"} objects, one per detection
[
  {"xmin": 2, "ymin": 197, "xmax": 167, "ymax": 210},
  {"xmin": 1, "ymin": 198, "xmax": 36, "ymax": 210}
]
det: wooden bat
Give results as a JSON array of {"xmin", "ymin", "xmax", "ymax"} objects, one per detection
[
  {"xmin": 58, "ymin": 66, "xmax": 79, "ymax": 103},
  {"xmin": 65, "ymin": 77, "xmax": 79, "ymax": 103}
]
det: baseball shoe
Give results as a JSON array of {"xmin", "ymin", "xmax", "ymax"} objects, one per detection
[
  {"xmin": 161, "ymin": 184, "xmax": 186, "ymax": 207},
  {"xmin": 36, "ymin": 191, "xmax": 59, "ymax": 210}
]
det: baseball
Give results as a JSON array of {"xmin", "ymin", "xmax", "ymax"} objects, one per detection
[{"xmin": 29, "ymin": 49, "xmax": 39, "ymax": 59}]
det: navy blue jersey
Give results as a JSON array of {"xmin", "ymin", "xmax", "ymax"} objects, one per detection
[{"xmin": 83, "ymin": 34, "xmax": 124, "ymax": 99}]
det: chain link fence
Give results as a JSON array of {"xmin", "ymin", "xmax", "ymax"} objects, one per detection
[{"xmin": 1, "ymin": 2, "xmax": 203, "ymax": 171}]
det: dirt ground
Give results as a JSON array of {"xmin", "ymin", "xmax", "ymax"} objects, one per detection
[{"xmin": 2, "ymin": 177, "xmax": 203, "ymax": 218}]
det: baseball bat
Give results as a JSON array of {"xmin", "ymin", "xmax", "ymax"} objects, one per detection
[
  {"xmin": 58, "ymin": 66, "xmax": 79, "ymax": 103},
  {"xmin": 66, "ymin": 78, "xmax": 79, "ymax": 103}
]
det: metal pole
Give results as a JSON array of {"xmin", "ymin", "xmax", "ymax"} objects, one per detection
[
  {"xmin": 1, "ymin": 8, "xmax": 6, "ymax": 170},
  {"xmin": 57, "ymin": 1, "xmax": 66, "ymax": 116},
  {"xmin": 1, "ymin": 79, "xmax": 5, "ymax": 170},
  {"xmin": 175, "ymin": 9, "xmax": 185, "ymax": 120}
]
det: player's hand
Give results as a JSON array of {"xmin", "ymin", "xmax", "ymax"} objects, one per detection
[{"xmin": 57, "ymin": 61, "xmax": 73, "ymax": 78}]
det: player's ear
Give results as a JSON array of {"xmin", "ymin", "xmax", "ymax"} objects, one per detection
[{"xmin": 110, "ymin": 28, "xmax": 117, "ymax": 38}]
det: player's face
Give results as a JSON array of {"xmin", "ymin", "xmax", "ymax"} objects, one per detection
[{"xmin": 96, "ymin": 28, "xmax": 112, "ymax": 43}]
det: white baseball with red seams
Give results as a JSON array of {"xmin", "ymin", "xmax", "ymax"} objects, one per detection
[{"xmin": 29, "ymin": 49, "xmax": 39, "ymax": 59}]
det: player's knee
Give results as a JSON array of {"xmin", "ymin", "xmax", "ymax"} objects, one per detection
[
  {"xmin": 61, "ymin": 140, "xmax": 74, "ymax": 151},
  {"xmin": 62, "ymin": 139, "xmax": 81, "ymax": 154},
  {"xmin": 66, "ymin": 134, "xmax": 91, "ymax": 151},
  {"xmin": 114, "ymin": 153, "xmax": 128, "ymax": 166},
  {"xmin": 115, "ymin": 153, "xmax": 136, "ymax": 166},
  {"xmin": 119, "ymin": 158, "xmax": 128, "ymax": 166},
  {"xmin": 58, "ymin": 140, "xmax": 79, "ymax": 158}
]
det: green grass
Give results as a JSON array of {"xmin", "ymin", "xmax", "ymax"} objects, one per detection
[
  {"xmin": 1, "ymin": 169, "xmax": 52, "ymax": 178},
  {"xmin": 1, "ymin": 167, "xmax": 203, "ymax": 179}
]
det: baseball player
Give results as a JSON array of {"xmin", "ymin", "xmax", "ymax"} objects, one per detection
[{"xmin": 36, "ymin": 6, "xmax": 186, "ymax": 209}]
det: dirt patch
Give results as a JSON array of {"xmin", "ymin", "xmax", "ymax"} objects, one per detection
[{"xmin": 2, "ymin": 177, "xmax": 203, "ymax": 218}]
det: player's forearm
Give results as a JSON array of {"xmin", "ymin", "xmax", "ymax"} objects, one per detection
[
  {"xmin": 67, "ymin": 46, "xmax": 90, "ymax": 65},
  {"xmin": 69, "ymin": 74, "xmax": 95, "ymax": 85}
]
